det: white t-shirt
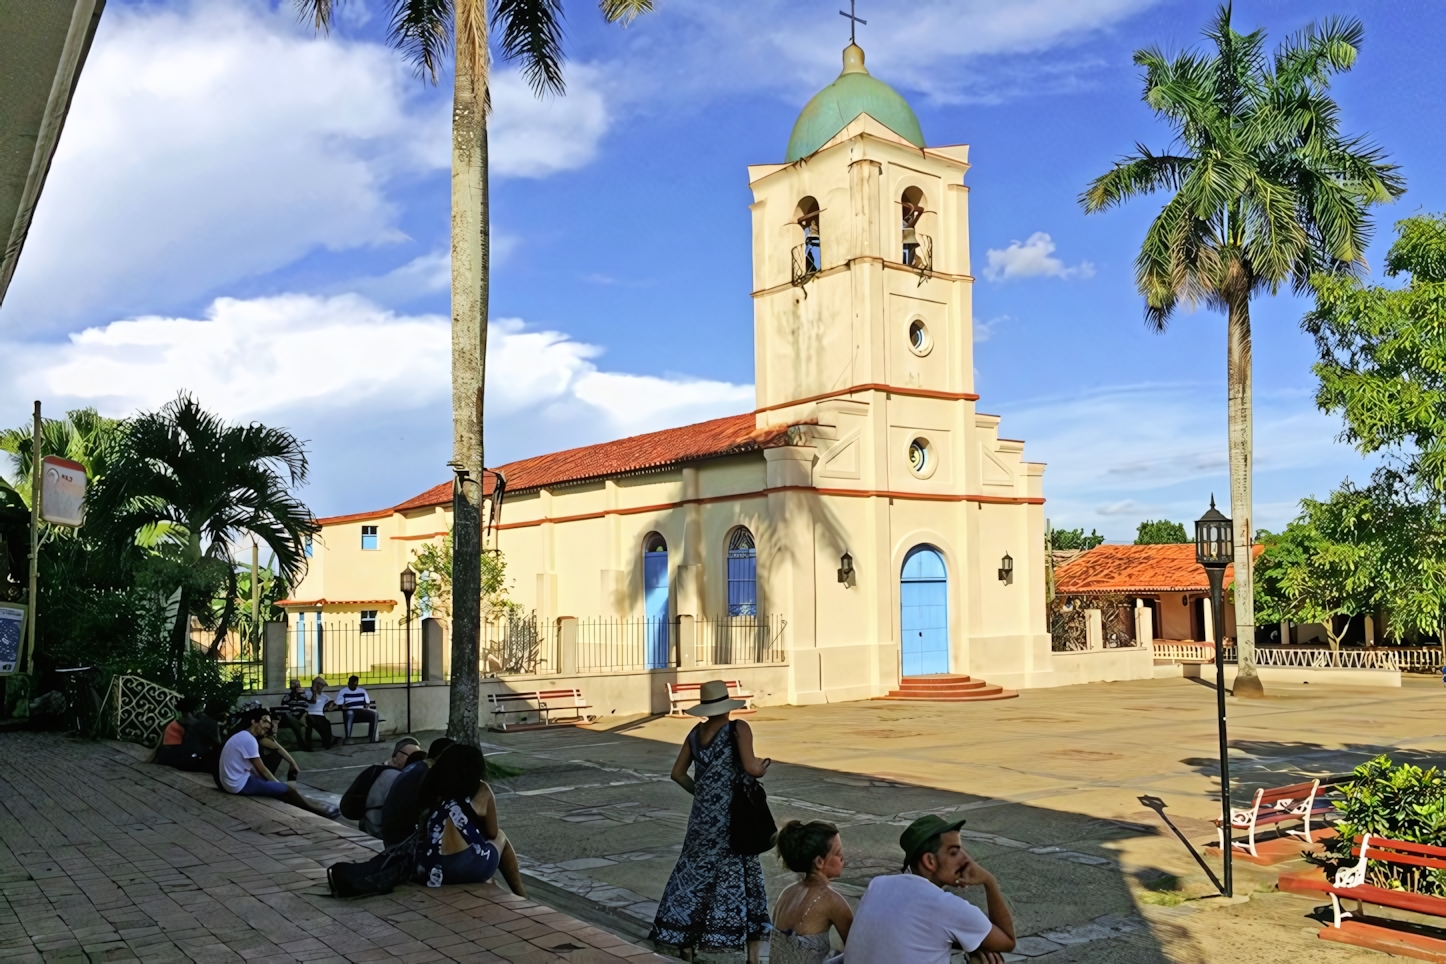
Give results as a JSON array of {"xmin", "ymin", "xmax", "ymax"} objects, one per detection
[
  {"xmin": 843, "ymin": 873, "xmax": 993, "ymax": 964},
  {"xmin": 306, "ymin": 690, "xmax": 329, "ymax": 715},
  {"xmin": 219, "ymin": 730, "xmax": 260, "ymax": 794},
  {"xmin": 337, "ymin": 686, "xmax": 370, "ymax": 708}
]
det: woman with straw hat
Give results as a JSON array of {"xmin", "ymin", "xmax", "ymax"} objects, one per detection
[{"xmin": 650, "ymin": 680, "xmax": 772, "ymax": 962}]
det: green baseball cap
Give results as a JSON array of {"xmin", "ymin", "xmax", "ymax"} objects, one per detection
[{"xmin": 899, "ymin": 814, "xmax": 967, "ymax": 870}]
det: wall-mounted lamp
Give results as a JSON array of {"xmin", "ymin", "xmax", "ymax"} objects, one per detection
[
  {"xmin": 1181, "ymin": 594, "xmax": 1189, "ymax": 607},
  {"xmin": 998, "ymin": 552, "xmax": 1014, "ymax": 585},
  {"xmin": 837, "ymin": 550, "xmax": 854, "ymax": 584}
]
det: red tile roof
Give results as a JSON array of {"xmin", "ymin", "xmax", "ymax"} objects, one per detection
[
  {"xmin": 1053, "ymin": 543, "xmax": 1262, "ymax": 594},
  {"xmin": 319, "ymin": 413, "xmax": 791, "ymax": 525}
]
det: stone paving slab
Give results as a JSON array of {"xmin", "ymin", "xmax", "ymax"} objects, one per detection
[{"xmin": 0, "ymin": 732, "xmax": 671, "ymax": 963}]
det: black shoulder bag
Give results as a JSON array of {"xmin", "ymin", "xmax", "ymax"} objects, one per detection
[{"xmin": 727, "ymin": 721, "xmax": 776, "ymax": 855}]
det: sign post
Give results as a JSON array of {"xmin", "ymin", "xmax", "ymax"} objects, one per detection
[{"xmin": 23, "ymin": 402, "xmax": 39, "ymax": 675}]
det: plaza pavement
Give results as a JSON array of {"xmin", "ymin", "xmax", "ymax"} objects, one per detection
[
  {"xmin": 5, "ymin": 675, "xmax": 1445, "ymax": 963},
  {"xmin": 298, "ymin": 675, "xmax": 1446, "ymax": 963},
  {"xmin": 0, "ymin": 731, "xmax": 671, "ymax": 963}
]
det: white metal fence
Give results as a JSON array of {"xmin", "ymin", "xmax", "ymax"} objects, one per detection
[{"xmin": 1219, "ymin": 645, "xmax": 1402, "ymax": 670}]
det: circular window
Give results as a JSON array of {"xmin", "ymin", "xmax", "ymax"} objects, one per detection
[
  {"xmin": 907, "ymin": 437, "xmax": 935, "ymax": 478},
  {"xmin": 907, "ymin": 319, "xmax": 931, "ymax": 356}
]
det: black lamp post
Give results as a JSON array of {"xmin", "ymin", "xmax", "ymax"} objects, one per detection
[
  {"xmin": 400, "ymin": 566, "xmax": 416, "ymax": 734},
  {"xmin": 1196, "ymin": 496, "xmax": 1234, "ymax": 897}
]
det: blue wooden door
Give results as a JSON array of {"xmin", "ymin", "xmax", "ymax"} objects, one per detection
[
  {"xmin": 645, "ymin": 550, "xmax": 670, "ymax": 668},
  {"xmin": 901, "ymin": 546, "xmax": 949, "ymax": 676}
]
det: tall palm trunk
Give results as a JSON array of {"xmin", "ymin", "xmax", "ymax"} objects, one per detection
[
  {"xmin": 1227, "ymin": 288, "xmax": 1263, "ymax": 697},
  {"xmin": 448, "ymin": 6, "xmax": 489, "ymax": 746}
]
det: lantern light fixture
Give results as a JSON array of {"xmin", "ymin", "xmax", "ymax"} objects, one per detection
[
  {"xmin": 998, "ymin": 552, "xmax": 1014, "ymax": 585},
  {"xmin": 837, "ymin": 550, "xmax": 854, "ymax": 584}
]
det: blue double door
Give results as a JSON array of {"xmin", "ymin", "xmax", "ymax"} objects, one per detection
[{"xmin": 901, "ymin": 546, "xmax": 949, "ymax": 676}]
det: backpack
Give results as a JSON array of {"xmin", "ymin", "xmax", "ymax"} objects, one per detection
[
  {"xmin": 340, "ymin": 764, "xmax": 387, "ymax": 820},
  {"xmin": 327, "ymin": 833, "xmax": 418, "ymax": 898}
]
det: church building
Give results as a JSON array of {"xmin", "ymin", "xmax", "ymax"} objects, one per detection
[{"xmin": 284, "ymin": 43, "xmax": 1063, "ymax": 711}]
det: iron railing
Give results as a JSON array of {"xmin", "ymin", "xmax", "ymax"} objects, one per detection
[
  {"xmin": 695, "ymin": 615, "xmax": 787, "ymax": 666},
  {"xmin": 572, "ymin": 617, "xmax": 672, "ymax": 672},
  {"xmin": 286, "ymin": 619, "xmax": 420, "ymax": 686},
  {"xmin": 1220, "ymin": 645, "xmax": 1400, "ymax": 670},
  {"xmin": 792, "ymin": 242, "xmax": 820, "ymax": 286}
]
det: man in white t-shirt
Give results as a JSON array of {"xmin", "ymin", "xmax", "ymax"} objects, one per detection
[
  {"xmin": 337, "ymin": 676, "xmax": 379, "ymax": 745},
  {"xmin": 218, "ymin": 707, "xmax": 338, "ymax": 817},
  {"xmin": 844, "ymin": 814, "xmax": 1016, "ymax": 964}
]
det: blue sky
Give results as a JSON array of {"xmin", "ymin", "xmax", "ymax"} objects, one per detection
[{"xmin": 2, "ymin": 0, "xmax": 1440, "ymax": 540}]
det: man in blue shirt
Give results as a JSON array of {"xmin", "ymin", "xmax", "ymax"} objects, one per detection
[{"xmin": 338, "ymin": 675, "xmax": 379, "ymax": 744}]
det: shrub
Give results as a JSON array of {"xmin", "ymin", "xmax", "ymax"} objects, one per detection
[{"xmin": 1313, "ymin": 755, "xmax": 1446, "ymax": 894}]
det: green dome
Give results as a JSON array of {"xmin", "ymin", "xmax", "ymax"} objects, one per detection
[{"xmin": 785, "ymin": 44, "xmax": 925, "ymax": 162}]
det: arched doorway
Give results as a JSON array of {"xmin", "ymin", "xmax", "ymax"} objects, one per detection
[
  {"xmin": 644, "ymin": 532, "xmax": 670, "ymax": 669},
  {"xmin": 901, "ymin": 545, "xmax": 949, "ymax": 676}
]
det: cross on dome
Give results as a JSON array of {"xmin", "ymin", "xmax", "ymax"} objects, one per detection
[{"xmin": 839, "ymin": 0, "xmax": 866, "ymax": 45}]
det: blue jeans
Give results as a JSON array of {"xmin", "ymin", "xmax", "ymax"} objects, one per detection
[
  {"xmin": 238, "ymin": 776, "xmax": 288, "ymax": 797},
  {"xmin": 343, "ymin": 707, "xmax": 378, "ymax": 741}
]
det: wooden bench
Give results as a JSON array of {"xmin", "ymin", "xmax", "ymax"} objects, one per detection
[
  {"xmin": 272, "ymin": 703, "xmax": 386, "ymax": 743},
  {"xmin": 1214, "ymin": 779, "xmax": 1334, "ymax": 858},
  {"xmin": 666, "ymin": 680, "xmax": 756, "ymax": 718},
  {"xmin": 486, "ymin": 689, "xmax": 594, "ymax": 732},
  {"xmin": 1288, "ymin": 834, "xmax": 1446, "ymax": 957}
]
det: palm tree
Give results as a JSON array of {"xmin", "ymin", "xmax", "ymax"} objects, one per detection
[
  {"xmin": 87, "ymin": 394, "xmax": 318, "ymax": 670},
  {"xmin": 297, "ymin": 0, "xmax": 652, "ymax": 744},
  {"xmin": 1080, "ymin": 4, "xmax": 1403, "ymax": 696},
  {"xmin": 0, "ymin": 407, "xmax": 121, "ymax": 504}
]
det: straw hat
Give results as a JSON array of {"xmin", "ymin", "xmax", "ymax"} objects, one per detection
[{"xmin": 686, "ymin": 679, "xmax": 747, "ymax": 717}]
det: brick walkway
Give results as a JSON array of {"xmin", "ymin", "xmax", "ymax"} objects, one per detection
[{"xmin": 0, "ymin": 732, "xmax": 671, "ymax": 963}]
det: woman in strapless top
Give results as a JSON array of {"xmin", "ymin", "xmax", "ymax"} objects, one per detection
[{"xmin": 769, "ymin": 820, "xmax": 853, "ymax": 964}]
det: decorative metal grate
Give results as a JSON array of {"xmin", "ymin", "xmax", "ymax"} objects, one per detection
[
  {"xmin": 112, "ymin": 675, "xmax": 182, "ymax": 747},
  {"xmin": 1049, "ymin": 601, "xmax": 1088, "ymax": 652},
  {"xmin": 483, "ymin": 612, "xmax": 540, "ymax": 675},
  {"xmin": 1221, "ymin": 646, "xmax": 1400, "ymax": 670}
]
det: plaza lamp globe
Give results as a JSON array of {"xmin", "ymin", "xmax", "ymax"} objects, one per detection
[{"xmin": 1194, "ymin": 497, "xmax": 1233, "ymax": 569}]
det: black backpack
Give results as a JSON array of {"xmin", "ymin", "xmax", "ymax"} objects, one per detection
[{"xmin": 340, "ymin": 764, "xmax": 387, "ymax": 820}]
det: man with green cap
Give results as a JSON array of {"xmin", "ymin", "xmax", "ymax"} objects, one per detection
[{"xmin": 842, "ymin": 814, "xmax": 1015, "ymax": 962}]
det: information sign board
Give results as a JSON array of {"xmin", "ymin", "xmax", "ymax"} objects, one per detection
[
  {"xmin": 40, "ymin": 455, "xmax": 86, "ymax": 527},
  {"xmin": 0, "ymin": 603, "xmax": 24, "ymax": 674}
]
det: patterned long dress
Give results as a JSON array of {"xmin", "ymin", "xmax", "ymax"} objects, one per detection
[{"xmin": 650, "ymin": 721, "xmax": 769, "ymax": 950}]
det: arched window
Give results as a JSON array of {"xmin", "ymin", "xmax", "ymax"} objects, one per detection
[
  {"xmin": 901, "ymin": 186, "xmax": 928, "ymax": 268},
  {"xmin": 726, "ymin": 527, "xmax": 757, "ymax": 616},
  {"xmin": 792, "ymin": 196, "xmax": 821, "ymax": 284}
]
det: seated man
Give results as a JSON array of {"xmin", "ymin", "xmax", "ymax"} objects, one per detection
[
  {"xmin": 304, "ymin": 677, "xmax": 336, "ymax": 750},
  {"xmin": 359, "ymin": 738, "xmax": 421, "ymax": 838},
  {"xmin": 275, "ymin": 679, "xmax": 312, "ymax": 750},
  {"xmin": 257, "ymin": 713, "xmax": 302, "ymax": 781},
  {"xmin": 380, "ymin": 737, "xmax": 454, "ymax": 848},
  {"xmin": 844, "ymin": 815, "xmax": 1015, "ymax": 964},
  {"xmin": 337, "ymin": 675, "xmax": 378, "ymax": 745},
  {"xmin": 218, "ymin": 707, "xmax": 336, "ymax": 818}
]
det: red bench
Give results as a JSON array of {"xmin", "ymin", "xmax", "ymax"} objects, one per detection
[
  {"xmin": 666, "ymin": 680, "xmax": 755, "ymax": 718},
  {"xmin": 486, "ymin": 688, "xmax": 594, "ymax": 732},
  {"xmin": 1215, "ymin": 779, "xmax": 1333, "ymax": 858},
  {"xmin": 1285, "ymin": 834, "xmax": 1446, "ymax": 957}
]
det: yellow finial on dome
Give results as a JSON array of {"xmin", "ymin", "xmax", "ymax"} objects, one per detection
[{"xmin": 841, "ymin": 43, "xmax": 867, "ymax": 75}]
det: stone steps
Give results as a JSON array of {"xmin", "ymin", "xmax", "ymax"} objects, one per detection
[{"xmin": 876, "ymin": 673, "xmax": 1019, "ymax": 702}]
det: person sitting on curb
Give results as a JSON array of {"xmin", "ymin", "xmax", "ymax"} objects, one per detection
[
  {"xmin": 276, "ymin": 678, "xmax": 312, "ymax": 749},
  {"xmin": 842, "ymin": 815, "xmax": 1015, "ymax": 964},
  {"xmin": 218, "ymin": 707, "xmax": 337, "ymax": 817},
  {"xmin": 359, "ymin": 738, "xmax": 421, "ymax": 838},
  {"xmin": 414, "ymin": 744, "xmax": 526, "ymax": 895},
  {"xmin": 337, "ymin": 676, "xmax": 379, "ymax": 745},
  {"xmin": 380, "ymin": 737, "xmax": 454, "ymax": 849}
]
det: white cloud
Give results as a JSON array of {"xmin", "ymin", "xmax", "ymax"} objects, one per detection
[
  {"xmin": 984, "ymin": 232, "xmax": 1095, "ymax": 281},
  {"xmin": 0, "ymin": 1, "xmax": 611, "ymax": 333},
  {"xmin": 974, "ymin": 314, "xmax": 1007, "ymax": 343},
  {"xmin": 2, "ymin": 292, "xmax": 751, "ymax": 458}
]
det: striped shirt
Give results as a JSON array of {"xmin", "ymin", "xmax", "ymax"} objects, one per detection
[{"xmin": 337, "ymin": 686, "xmax": 371, "ymax": 708}]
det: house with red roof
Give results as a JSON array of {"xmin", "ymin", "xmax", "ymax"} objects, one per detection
[{"xmin": 282, "ymin": 42, "xmax": 1059, "ymax": 711}]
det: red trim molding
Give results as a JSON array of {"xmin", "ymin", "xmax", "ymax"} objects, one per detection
[
  {"xmin": 494, "ymin": 486, "xmax": 1042, "ymax": 531},
  {"xmin": 755, "ymin": 383, "xmax": 979, "ymax": 415},
  {"xmin": 315, "ymin": 508, "xmax": 393, "ymax": 526}
]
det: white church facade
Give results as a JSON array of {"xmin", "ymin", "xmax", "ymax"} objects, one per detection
[{"xmin": 285, "ymin": 44, "xmax": 1092, "ymax": 713}]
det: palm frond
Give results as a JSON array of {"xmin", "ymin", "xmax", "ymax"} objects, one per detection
[
  {"xmin": 294, "ymin": 0, "xmax": 340, "ymax": 32},
  {"xmin": 390, "ymin": 0, "xmax": 453, "ymax": 83},
  {"xmin": 599, "ymin": 0, "xmax": 651, "ymax": 24},
  {"xmin": 493, "ymin": 0, "xmax": 566, "ymax": 95},
  {"xmin": 1080, "ymin": 148, "xmax": 1193, "ymax": 212}
]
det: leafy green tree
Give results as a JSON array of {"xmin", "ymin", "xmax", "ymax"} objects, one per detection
[
  {"xmin": 1307, "ymin": 214, "xmax": 1446, "ymax": 489},
  {"xmin": 1135, "ymin": 520, "xmax": 1188, "ymax": 544},
  {"xmin": 1081, "ymin": 5, "xmax": 1404, "ymax": 694},
  {"xmin": 411, "ymin": 530, "xmax": 516, "ymax": 621},
  {"xmin": 0, "ymin": 407, "xmax": 121, "ymax": 506},
  {"xmin": 1049, "ymin": 527, "xmax": 1105, "ymax": 551},
  {"xmin": 87, "ymin": 394, "xmax": 318, "ymax": 670},
  {"xmin": 297, "ymin": 0, "xmax": 653, "ymax": 746}
]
